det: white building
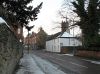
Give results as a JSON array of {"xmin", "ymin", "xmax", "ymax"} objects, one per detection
[{"xmin": 46, "ymin": 32, "xmax": 82, "ymax": 53}]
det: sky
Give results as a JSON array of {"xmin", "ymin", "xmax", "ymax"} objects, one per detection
[
  {"xmin": 23, "ymin": 0, "xmax": 64, "ymax": 37},
  {"xmin": 23, "ymin": 0, "xmax": 81, "ymax": 37}
]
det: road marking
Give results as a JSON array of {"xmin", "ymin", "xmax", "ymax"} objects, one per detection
[
  {"xmin": 70, "ymin": 62, "xmax": 88, "ymax": 68},
  {"xmin": 62, "ymin": 54, "xmax": 74, "ymax": 56},
  {"xmin": 57, "ymin": 54, "xmax": 73, "ymax": 56},
  {"xmin": 81, "ymin": 59, "xmax": 100, "ymax": 65},
  {"xmin": 48, "ymin": 55, "xmax": 66, "ymax": 62}
]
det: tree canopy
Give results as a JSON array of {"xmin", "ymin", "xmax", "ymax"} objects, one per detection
[
  {"xmin": 72, "ymin": 0, "xmax": 100, "ymax": 47},
  {"xmin": 36, "ymin": 27, "xmax": 47, "ymax": 49},
  {"xmin": 0, "ymin": 0, "xmax": 43, "ymax": 26}
]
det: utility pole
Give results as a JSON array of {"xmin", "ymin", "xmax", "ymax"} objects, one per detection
[{"xmin": 25, "ymin": 25, "xmax": 34, "ymax": 53}]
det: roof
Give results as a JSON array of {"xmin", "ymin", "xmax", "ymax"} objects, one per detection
[
  {"xmin": 47, "ymin": 31, "xmax": 76, "ymax": 41},
  {"xmin": 46, "ymin": 32, "xmax": 61, "ymax": 41},
  {"xmin": 58, "ymin": 32, "xmax": 74, "ymax": 38}
]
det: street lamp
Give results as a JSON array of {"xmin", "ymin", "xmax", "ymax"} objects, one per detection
[{"xmin": 25, "ymin": 25, "xmax": 34, "ymax": 53}]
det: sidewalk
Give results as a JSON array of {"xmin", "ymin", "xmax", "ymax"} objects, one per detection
[
  {"xmin": 15, "ymin": 53, "xmax": 45, "ymax": 74},
  {"xmin": 15, "ymin": 51, "xmax": 66, "ymax": 74}
]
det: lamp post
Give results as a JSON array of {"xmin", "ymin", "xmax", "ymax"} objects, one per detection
[{"xmin": 25, "ymin": 25, "xmax": 34, "ymax": 53}]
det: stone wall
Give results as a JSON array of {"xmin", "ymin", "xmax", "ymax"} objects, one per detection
[{"xmin": 0, "ymin": 23, "xmax": 23, "ymax": 74}]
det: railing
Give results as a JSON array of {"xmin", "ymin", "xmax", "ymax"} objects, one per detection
[{"xmin": 0, "ymin": 18, "xmax": 23, "ymax": 74}]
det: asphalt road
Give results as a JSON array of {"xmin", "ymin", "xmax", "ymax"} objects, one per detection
[{"xmin": 31, "ymin": 50, "xmax": 100, "ymax": 74}]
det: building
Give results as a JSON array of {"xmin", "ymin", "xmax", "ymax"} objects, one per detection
[
  {"xmin": 24, "ymin": 32, "xmax": 37, "ymax": 49},
  {"xmin": 46, "ymin": 19, "xmax": 82, "ymax": 53},
  {"xmin": 46, "ymin": 31, "xmax": 82, "ymax": 53}
]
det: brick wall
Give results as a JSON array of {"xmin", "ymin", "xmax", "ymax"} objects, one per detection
[{"xmin": 75, "ymin": 50, "xmax": 100, "ymax": 59}]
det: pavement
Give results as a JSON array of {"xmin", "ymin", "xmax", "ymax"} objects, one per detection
[{"xmin": 15, "ymin": 50, "xmax": 66, "ymax": 74}]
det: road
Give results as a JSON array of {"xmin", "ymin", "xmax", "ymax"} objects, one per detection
[{"xmin": 32, "ymin": 50, "xmax": 100, "ymax": 74}]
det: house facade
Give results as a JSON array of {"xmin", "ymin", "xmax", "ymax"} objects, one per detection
[
  {"xmin": 24, "ymin": 32, "xmax": 37, "ymax": 49},
  {"xmin": 46, "ymin": 32, "xmax": 82, "ymax": 53}
]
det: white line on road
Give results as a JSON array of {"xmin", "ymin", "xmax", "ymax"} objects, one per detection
[
  {"xmin": 70, "ymin": 62, "xmax": 88, "ymax": 68},
  {"xmin": 48, "ymin": 55, "xmax": 66, "ymax": 62},
  {"xmin": 57, "ymin": 54, "xmax": 73, "ymax": 56},
  {"xmin": 81, "ymin": 59, "xmax": 100, "ymax": 65}
]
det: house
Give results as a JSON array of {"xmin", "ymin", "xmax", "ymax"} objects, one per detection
[
  {"xmin": 24, "ymin": 32, "xmax": 37, "ymax": 49},
  {"xmin": 46, "ymin": 31, "xmax": 82, "ymax": 53},
  {"xmin": 46, "ymin": 19, "xmax": 82, "ymax": 53}
]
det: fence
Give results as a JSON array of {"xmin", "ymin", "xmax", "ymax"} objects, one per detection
[{"xmin": 0, "ymin": 21, "xmax": 23, "ymax": 74}]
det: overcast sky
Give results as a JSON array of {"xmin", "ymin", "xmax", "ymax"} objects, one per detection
[
  {"xmin": 23, "ymin": 0, "xmax": 64, "ymax": 37},
  {"xmin": 23, "ymin": 0, "xmax": 81, "ymax": 37}
]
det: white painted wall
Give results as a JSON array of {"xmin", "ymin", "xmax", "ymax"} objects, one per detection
[
  {"xmin": 53, "ymin": 38, "xmax": 60, "ymax": 52},
  {"xmin": 59, "ymin": 38, "xmax": 82, "ymax": 46},
  {"xmin": 46, "ymin": 40, "xmax": 52, "ymax": 52},
  {"xmin": 46, "ymin": 37, "xmax": 82, "ymax": 53},
  {"xmin": 46, "ymin": 38, "xmax": 60, "ymax": 52}
]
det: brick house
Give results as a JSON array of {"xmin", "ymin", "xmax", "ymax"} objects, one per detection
[{"xmin": 24, "ymin": 32, "xmax": 37, "ymax": 49}]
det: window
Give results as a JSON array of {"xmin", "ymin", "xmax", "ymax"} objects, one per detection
[{"xmin": 60, "ymin": 43, "xmax": 63, "ymax": 47}]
